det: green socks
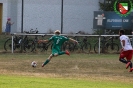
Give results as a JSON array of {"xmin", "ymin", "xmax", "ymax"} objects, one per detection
[
  {"xmin": 43, "ymin": 51, "xmax": 66, "ymax": 66},
  {"xmin": 58, "ymin": 51, "xmax": 65, "ymax": 55},
  {"xmin": 43, "ymin": 59, "xmax": 50, "ymax": 66}
]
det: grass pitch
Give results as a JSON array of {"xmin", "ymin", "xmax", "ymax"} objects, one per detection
[
  {"xmin": 0, "ymin": 53, "xmax": 133, "ymax": 88},
  {"xmin": 0, "ymin": 75, "xmax": 132, "ymax": 88}
]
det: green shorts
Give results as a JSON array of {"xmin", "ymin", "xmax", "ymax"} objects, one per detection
[{"xmin": 52, "ymin": 47, "xmax": 61, "ymax": 55}]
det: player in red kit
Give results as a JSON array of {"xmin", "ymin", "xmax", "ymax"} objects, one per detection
[{"xmin": 119, "ymin": 30, "xmax": 133, "ymax": 72}]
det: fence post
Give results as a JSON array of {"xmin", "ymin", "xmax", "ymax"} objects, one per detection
[
  {"xmin": 12, "ymin": 35, "xmax": 14, "ymax": 53},
  {"xmin": 98, "ymin": 35, "xmax": 101, "ymax": 54}
]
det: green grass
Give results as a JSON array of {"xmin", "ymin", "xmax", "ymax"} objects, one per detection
[
  {"xmin": 0, "ymin": 54, "xmax": 133, "ymax": 88},
  {"xmin": 0, "ymin": 74, "xmax": 133, "ymax": 88},
  {"xmin": 0, "ymin": 34, "xmax": 132, "ymax": 88}
]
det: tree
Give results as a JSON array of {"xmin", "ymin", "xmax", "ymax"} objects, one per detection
[{"xmin": 99, "ymin": 0, "xmax": 133, "ymax": 11}]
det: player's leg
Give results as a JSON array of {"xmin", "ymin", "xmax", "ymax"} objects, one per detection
[
  {"xmin": 126, "ymin": 61, "xmax": 131, "ymax": 69},
  {"xmin": 56, "ymin": 47, "xmax": 70, "ymax": 55},
  {"xmin": 42, "ymin": 49, "xmax": 59, "ymax": 67},
  {"xmin": 126, "ymin": 50, "xmax": 133, "ymax": 72},
  {"xmin": 42, "ymin": 54, "xmax": 53, "ymax": 67},
  {"xmin": 41, "ymin": 52, "xmax": 65, "ymax": 67},
  {"xmin": 42, "ymin": 49, "xmax": 70, "ymax": 67},
  {"xmin": 65, "ymin": 50, "xmax": 70, "ymax": 55},
  {"xmin": 119, "ymin": 51, "xmax": 128, "ymax": 64},
  {"xmin": 58, "ymin": 50, "xmax": 70, "ymax": 55},
  {"xmin": 119, "ymin": 58, "xmax": 127, "ymax": 63}
]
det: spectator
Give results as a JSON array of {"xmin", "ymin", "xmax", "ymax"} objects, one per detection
[{"xmin": 5, "ymin": 17, "xmax": 14, "ymax": 35}]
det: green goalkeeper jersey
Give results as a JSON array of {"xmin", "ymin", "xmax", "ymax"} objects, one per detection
[{"xmin": 49, "ymin": 35, "xmax": 69, "ymax": 54}]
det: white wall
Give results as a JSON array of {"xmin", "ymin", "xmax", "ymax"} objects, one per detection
[
  {"xmin": 1, "ymin": 0, "xmax": 99, "ymax": 34},
  {"xmin": 7, "ymin": 0, "xmax": 18, "ymax": 33},
  {"xmin": 23, "ymin": 0, "xmax": 61, "ymax": 33},
  {"xmin": 63, "ymin": 0, "xmax": 99, "ymax": 33}
]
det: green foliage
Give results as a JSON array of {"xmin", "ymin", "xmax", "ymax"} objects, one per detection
[
  {"xmin": 0, "ymin": 35, "xmax": 10, "ymax": 50},
  {"xmin": 92, "ymin": 28, "xmax": 104, "ymax": 35},
  {"xmin": 99, "ymin": 0, "xmax": 133, "ymax": 11}
]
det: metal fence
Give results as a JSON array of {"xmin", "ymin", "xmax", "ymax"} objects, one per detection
[{"xmin": 9, "ymin": 33, "xmax": 124, "ymax": 54}]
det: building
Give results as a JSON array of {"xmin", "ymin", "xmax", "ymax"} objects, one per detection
[{"xmin": 0, "ymin": 0, "xmax": 99, "ymax": 34}]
